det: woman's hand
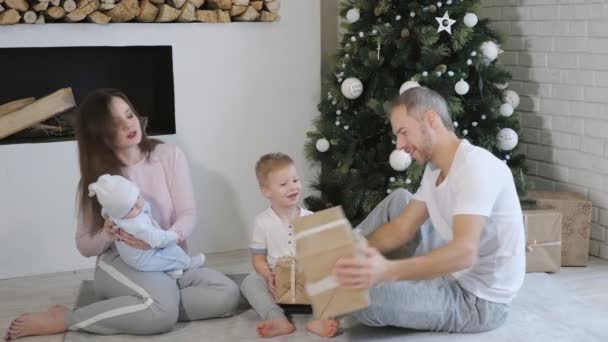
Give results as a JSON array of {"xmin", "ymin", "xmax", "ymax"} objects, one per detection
[
  {"xmin": 117, "ymin": 230, "xmax": 152, "ymax": 250},
  {"xmin": 102, "ymin": 216, "xmax": 121, "ymax": 241}
]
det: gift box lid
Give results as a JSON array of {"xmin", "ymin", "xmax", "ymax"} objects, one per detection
[{"xmin": 292, "ymin": 206, "xmax": 354, "ymax": 258}]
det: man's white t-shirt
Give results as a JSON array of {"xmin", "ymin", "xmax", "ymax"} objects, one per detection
[
  {"xmin": 249, "ymin": 207, "xmax": 313, "ymax": 270},
  {"xmin": 413, "ymin": 139, "xmax": 525, "ymax": 304}
]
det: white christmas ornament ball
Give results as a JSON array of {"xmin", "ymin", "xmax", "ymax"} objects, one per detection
[
  {"xmin": 480, "ymin": 41, "xmax": 500, "ymax": 62},
  {"xmin": 500, "ymin": 103, "xmax": 514, "ymax": 117},
  {"xmin": 316, "ymin": 138, "xmax": 330, "ymax": 152},
  {"xmin": 346, "ymin": 8, "xmax": 360, "ymax": 23},
  {"xmin": 399, "ymin": 80, "xmax": 421, "ymax": 94},
  {"xmin": 494, "ymin": 82, "xmax": 509, "ymax": 90},
  {"xmin": 341, "ymin": 77, "xmax": 364, "ymax": 99},
  {"xmin": 448, "ymin": 71, "xmax": 455, "ymax": 76},
  {"xmin": 497, "ymin": 128, "xmax": 519, "ymax": 151},
  {"xmin": 389, "ymin": 149, "xmax": 413, "ymax": 171},
  {"xmin": 503, "ymin": 90, "xmax": 520, "ymax": 108},
  {"xmin": 463, "ymin": 13, "xmax": 478, "ymax": 28},
  {"xmin": 455, "ymin": 78, "xmax": 470, "ymax": 95}
]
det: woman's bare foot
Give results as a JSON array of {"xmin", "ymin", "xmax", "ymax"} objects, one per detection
[
  {"xmin": 255, "ymin": 317, "xmax": 295, "ymax": 338},
  {"xmin": 306, "ymin": 319, "xmax": 339, "ymax": 338},
  {"xmin": 4, "ymin": 305, "xmax": 69, "ymax": 341}
]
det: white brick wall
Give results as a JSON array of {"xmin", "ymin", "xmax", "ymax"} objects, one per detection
[{"xmin": 481, "ymin": 0, "xmax": 608, "ymax": 260}]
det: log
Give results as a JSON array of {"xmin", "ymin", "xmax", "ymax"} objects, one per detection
[
  {"xmin": 149, "ymin": 0, "xmax": 164, "ymax": 4},
  {"xmin": 6, "ymin": 0, "xmax": 28, "ymax": 11},
  {"xmin": 171, "ymin": 0, "xmax": 185, "ymax": 9},
  {"xmin": 190, "ymin": 0, "xmax": 202, "ymax": 8},
  {"xmin": 195, "ymin": 9, "xmax": 216, "ymax": 22},
  {"xmin": 0, "ymin": 8, "xmax": 19, "ymax": 24},
  {"xmin": 98, "ymin": 3, "xmax": 114, "ymax": 10},
  {"xmin": 87, "ymin": 10, "xmax": 110, "ymax": 23},
  {"xmin": 0, "ymin": 98, "xmax": 35, "ymax": 117},
  {"xmin": 63, "ymin": 0, "xmax": 76, "ymax": 12},
  {"xmin": 77, "ymin": 0, "xmax": 99, "ymax": 15},
  {"xmin": 216, "ymin": 8, "xmax": 229, "ymax": 22},
  {"xmin": 38, "ymin": 0, "xmax": 54, "ymax": 3},
  {"xmin": 107, "ymin": 0, "xmax": 139, "ymax": 22},
  {"xmin": 233, "ymin": 0, "xmax": 248, "ymax": 5},
  {"xmin": 264, "ymin": 0, "xmax": 277, "ymax": 14},
  {"xmin": 33, "ymin": 2, "xmax": 49, "ymax": 11},
  {"xmin": 155, "ymin": 3, "xmax": 179, "ymax": 22},
  {"xmin": 46, "ymin": 6, "xmax": 65, "ymax": 19},
  {"xmin": 136, "ymin": 0, "xmax": 157, "ymax": 22},
  {"xmin": 100, "ymin": 0, "xmax": 114, "ymax": 3},
  {"xmin": 65, "ymin": 8, "xmax": 86, "ymax": 21},
  {"xmin": 228, "ymin": 4, "xmax": 245, "ymax": 16},
  {"xmin": 35, "ymin": 12, "xmax": 44, "ymax": 23},
  {"xmin": 177, "ymin": 0, "xmax": 194, "ymax": 22},
  {"xmin": 233, "ymin": 5, "xmax": 258, "ymax": 21},
  {"xmin": 0, "ymin": 88, "xmax": 76, "ymax": 140},
  {"xmin": 51, "ymin": 0, "xmax": 60, "ymax": 6},
  {"xmin": 250, "ymin": 0, "xmax": 261, "ymax": 11},
  {"xmin": 260, "ymin": 9, "xmax": 276, "ymax": 22},
  {"xmin": 23, "ymin": 9, "xmax": 36, "ymax": 22},
  {"xmin": 207, "ymin": 0, "xmax": 230, "ymax": 10}
]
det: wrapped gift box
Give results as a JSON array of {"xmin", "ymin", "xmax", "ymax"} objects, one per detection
[
  {"xmin": 274, "ymin": 256, "xmax": 310, "ymax": 305},
  {"xmin": 526, "ymin": 191, "xmax": 592, "ymax": 266},
  {"xmin": 523, "ymin": 209, "xmax": 562, "ymax": 273},
  {"xmin": 292, "ymin": 206, "xmax": 369, "ymax": 320}
]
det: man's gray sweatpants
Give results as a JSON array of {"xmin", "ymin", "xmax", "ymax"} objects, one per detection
[
  {"xmin": 351, "ymin": 189, "xmax": 509, "ymax": 333},
  {"xmin": 64, "ymin": 248, "xmax": 240, "ymax": 335}
]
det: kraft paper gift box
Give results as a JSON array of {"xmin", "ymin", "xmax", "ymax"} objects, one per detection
[
  {"xmin": 292, "ymin": 206, "xmax": 369, "ymax": 320},
  {"xmin": 527, "ymin": 191, "xmax": 592, "ymax": 266},
  {"xmin": 523, "ymin": 209, "xmax": 562, "ymax": 273},
  {"xmin": 274, "ymin": 256, "xmax": 310, "ymax": 305}
]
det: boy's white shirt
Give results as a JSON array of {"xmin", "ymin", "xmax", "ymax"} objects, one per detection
[{"xmin": 249, "ymin": 206, "xmax": 313, "ymax": 270}]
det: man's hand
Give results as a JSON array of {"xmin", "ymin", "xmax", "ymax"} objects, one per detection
[{"xmin": 333, "ymin": 246, "xmax": 391, "ymax": 289}]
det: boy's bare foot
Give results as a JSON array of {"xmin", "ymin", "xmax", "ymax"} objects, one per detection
[
  {"xmin": 306, "ymin": 319, "xmax": 339, "ymax": 338},
  {"xmin": 4, "ymin": 305, "xmax": 69, "ymax": 341},
  {"xmin": 256, "ymin": 317, "xmax": 295, "ymax": 338}
]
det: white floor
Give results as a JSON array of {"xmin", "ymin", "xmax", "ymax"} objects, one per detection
[{"xmin": 1, "ymin": 250, "xmax": 607, "ymax": 341}]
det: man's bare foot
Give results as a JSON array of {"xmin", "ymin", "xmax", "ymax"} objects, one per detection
[
  {"xmin": 306, "ymin": 319, "xmax": 339, "ymax": 338},
  {"xmin": 4, "ymin": 305, "xmax": 69, "ymax": 341},
  {"xmin": 255, "ymin": 317, "xmax": 295, "ymax": 338}
]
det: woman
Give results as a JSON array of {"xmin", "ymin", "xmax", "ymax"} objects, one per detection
[{"xmin": 4, "ymin": 89, "xmax": 240, "ymax": 341}]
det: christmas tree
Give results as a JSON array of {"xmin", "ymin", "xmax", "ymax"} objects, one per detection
[{"xmin": 305, "ymin": 0, "xmax": 529, "ymax": 225}]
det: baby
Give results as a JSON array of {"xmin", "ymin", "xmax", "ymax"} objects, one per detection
[
  {"xmin": 240, "ymin": 153, "xmax": 339, "ymax": 338},
  {"xmin": 88, "ymin": 174, "xmax": 205, "ymax": 278}
]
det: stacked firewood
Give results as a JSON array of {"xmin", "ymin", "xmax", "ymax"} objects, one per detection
[{"xmin": 0, "ymin": 0, "xmax": 279, "ymax": 24}]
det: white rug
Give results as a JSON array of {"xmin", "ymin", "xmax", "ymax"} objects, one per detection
[{"xmin": 64, "ymin": 273, "xmax": 608, "ymax": 342}]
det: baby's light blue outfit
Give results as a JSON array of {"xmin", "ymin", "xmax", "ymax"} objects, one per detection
[{"xmin": 107, "ymin": 201, "xmax": 201, "ymax": 275}]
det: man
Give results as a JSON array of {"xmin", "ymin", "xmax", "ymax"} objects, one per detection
[{"xmin": 334, "ymin": 86, "xmax": 525, "ymax": 332}]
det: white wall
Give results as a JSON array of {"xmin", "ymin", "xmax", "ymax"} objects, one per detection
[
  {"xmin": 480, "ymin": 0, "xmax": 608, "ymax": 259},
  {"xmin": 0, "ymin": 0, "xmax": 321, "ymax": 279}
]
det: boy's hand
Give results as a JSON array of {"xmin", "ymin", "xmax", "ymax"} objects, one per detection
[{"xmin": 263, "ymin": 272, "xmax": 276, "ymax": 296}]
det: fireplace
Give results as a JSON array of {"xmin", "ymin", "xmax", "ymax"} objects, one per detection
[{"xmin": 0, "ymin": 45, "xmax": 175, "ymax": 145}]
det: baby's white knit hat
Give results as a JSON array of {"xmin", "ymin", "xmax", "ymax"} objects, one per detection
[{"xmin": 88, "ymin": 174, "xmax": 140, "ymax": 219}]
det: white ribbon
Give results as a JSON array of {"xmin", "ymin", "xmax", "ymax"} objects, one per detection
[
  {"xmin": 294, "ymin": 218, "xmax": 350, "ymax": 241},
  {"xmin": 290, "ymin": 258, "xmax": 296, "ymax": 303},
  {"xmin": 526, "ymin": 240, "xmax": 561, "ymax": 252},
  {"xmin": 306, "ymin": 275, "xmax": 339, "ymax": 297}
]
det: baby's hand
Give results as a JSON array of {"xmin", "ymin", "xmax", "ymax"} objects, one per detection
[{"xmin": 175, "ymin": 230, "xmax": 184, "ymax": 243}]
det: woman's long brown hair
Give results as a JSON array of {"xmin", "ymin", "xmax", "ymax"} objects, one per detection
[{"xmin": 75, "ymin": 89, "xmax": 161, "ymax": 236}]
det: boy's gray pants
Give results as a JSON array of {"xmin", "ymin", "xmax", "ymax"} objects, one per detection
[
  {"xmin": 240, "ymin": 272, "xmax": 287, "ymax": 321},
  {"xmin": 64, "ymin": 248, "xmax": 240, "ymax": 335},
  {"xmin": 351, "ymin": 189, "xmax": 509, "ymax": 333}
]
